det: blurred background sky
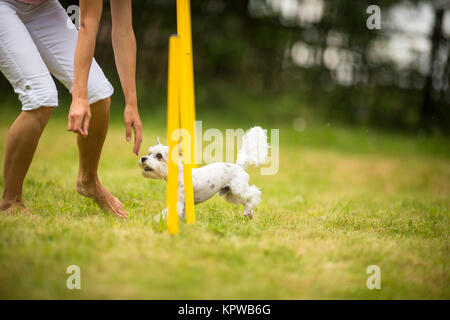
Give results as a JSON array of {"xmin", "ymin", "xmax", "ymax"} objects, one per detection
[{"xmin": 1, "ymin": 0, "xmax": 449, "ymax": 134}]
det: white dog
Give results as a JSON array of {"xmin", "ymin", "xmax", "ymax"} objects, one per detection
[{"xmin": 139, "ymin": 127, "xmax": 269, "ymax": 221}]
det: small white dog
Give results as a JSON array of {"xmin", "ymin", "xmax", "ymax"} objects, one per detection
[{"xmin": 139, "ymin": 127, "xmax": 269, "ymax": 221}]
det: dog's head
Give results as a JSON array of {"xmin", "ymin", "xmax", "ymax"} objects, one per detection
[{"xmin": 139, "ymin": 137, "xmax": 169, "ymax": 180}]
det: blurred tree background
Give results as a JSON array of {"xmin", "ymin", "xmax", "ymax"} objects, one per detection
[{"xmin": 1, "ymin": 0, "xmax": 449, "ymax": 134}]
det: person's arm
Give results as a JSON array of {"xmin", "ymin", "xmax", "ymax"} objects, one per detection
[
  {"xmin": 68, "ymin": 0, "xmax": 103, "ymax": 137},
  {"xmin": 110, "ymin": 0, "xmax": 142, "ymax": 155}
]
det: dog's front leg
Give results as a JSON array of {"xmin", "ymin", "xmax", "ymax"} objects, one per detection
[
  {"xmin": 177, "ymin": 165, "xmax": 186, "ymax": 222},
  {"xmin": 160, "ymin": 207, "xmax": 168, "ymax": 220},
  {"xmin": 157, "ymin": 204, "xmax": 185, "ymax": 222},
  {"xmin": 177, "ymin": 201, "xmax": 186, "ymax": 222}
]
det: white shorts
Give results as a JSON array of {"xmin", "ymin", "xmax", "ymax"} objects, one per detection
[{"xmin": 0, "ymin": 0, "xmax": 114, "ymax": 111}]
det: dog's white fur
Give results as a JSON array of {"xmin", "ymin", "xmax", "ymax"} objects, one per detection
[{"xmin": 139, "ymin": 127, "xmax": 268, "ymax": 221}]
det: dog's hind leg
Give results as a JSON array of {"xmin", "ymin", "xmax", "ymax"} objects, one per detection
[
  {"xmin": 242, "ymin": 185, "xmax": 261, "ymax": 219},
  {"xmin": 224, "ymin": 179, "xmax": 261, "ymax": 219}
]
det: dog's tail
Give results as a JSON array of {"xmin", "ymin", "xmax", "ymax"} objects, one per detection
[{"xmin": 236, "ymin": 126, "xmax": 269, "ymax": 169}]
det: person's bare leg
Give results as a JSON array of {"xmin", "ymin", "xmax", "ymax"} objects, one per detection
[
  {"xmin": 1, "ymin": 107, "xmax": 54, "ymax": 213},
  {"xmin": 75, "ymin": 97, "xmax": 127, "ymax": 219}
]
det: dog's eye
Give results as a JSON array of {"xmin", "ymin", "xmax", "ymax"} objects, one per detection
[{"xmin": 156, "ymin": 153, "xmax": 163, "ymax": 160}]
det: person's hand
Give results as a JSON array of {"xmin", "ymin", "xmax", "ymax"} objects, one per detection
[
  {"xmin": 124, "ymin": 104, "xmax": 142, "ymax": 155},
  {"xmin": 67, "ymin": 97, "xmax": 91, "ymax": 137}
]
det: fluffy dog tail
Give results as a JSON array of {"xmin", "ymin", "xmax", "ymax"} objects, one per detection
[{"xmin": 236, "ymin": 126, "xmax": 268, "ymax": 169}]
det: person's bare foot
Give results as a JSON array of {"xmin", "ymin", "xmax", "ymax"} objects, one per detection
[
  {"xmin": 0, "ymin": 199, "xmax": 30, "ymax": 214},
  {"xmin": 76, "ymin": 177, "xmax": 127, "ymax": 219}
]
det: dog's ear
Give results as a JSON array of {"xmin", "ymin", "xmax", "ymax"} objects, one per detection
[{"xmin": 157, "ymin": 137, "xmax": 160, "ymax": 145}]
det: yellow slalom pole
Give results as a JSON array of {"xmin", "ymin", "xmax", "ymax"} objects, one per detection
[
  {"xmin": 185, "ymin": 0, "xmax": 197, "ymax": 168},
  {"xmin": 177, "ymin": 0, "xmax": 195, "ymax": 224},
  {"xmin": 177, "ymin": 0, "xmax": 197, "ymax": 168},
  {"xmin": 166, "ymin": 36, "xmax": 181, "ymax": 235},
  {"xmin": 176, "ymin": 0, "xmax": 186, "ymax": 47}
]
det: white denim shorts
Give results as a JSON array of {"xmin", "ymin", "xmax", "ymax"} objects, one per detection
[{"xmin": 0, "ymin": 0, "xmax": 114, "ymax": 111}]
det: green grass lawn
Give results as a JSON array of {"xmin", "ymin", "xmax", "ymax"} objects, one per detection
[{"xmin": 0, "ymin": 106, "xmax": 449, "ymax": 299}]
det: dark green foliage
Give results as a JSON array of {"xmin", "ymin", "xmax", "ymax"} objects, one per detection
[{"xmin": 0, "ymin": 0, "xmax": 448, "ymax": 134}]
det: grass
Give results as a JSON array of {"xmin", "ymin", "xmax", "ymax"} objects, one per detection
[{"xmin": 0, "ymin": 102, "xmax": 449, "ymax": 299}]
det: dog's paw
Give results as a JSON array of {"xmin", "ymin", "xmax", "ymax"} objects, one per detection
[{"xmin": 153, "ymin": 209, "xmax": 167, "ymax": 223}]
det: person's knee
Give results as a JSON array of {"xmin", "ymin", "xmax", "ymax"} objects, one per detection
[
  {"xmin": 28, "ymin": 106, "xmax": 55, "ymax": 130},
  {"xmin": 90, "ymin": 97, "xmax": 111, "ymax": 116}
]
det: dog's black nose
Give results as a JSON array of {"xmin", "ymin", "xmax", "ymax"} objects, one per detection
[{"xmin": 141, "ymin": 157, "xmax": 147, "ymax": 163}]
